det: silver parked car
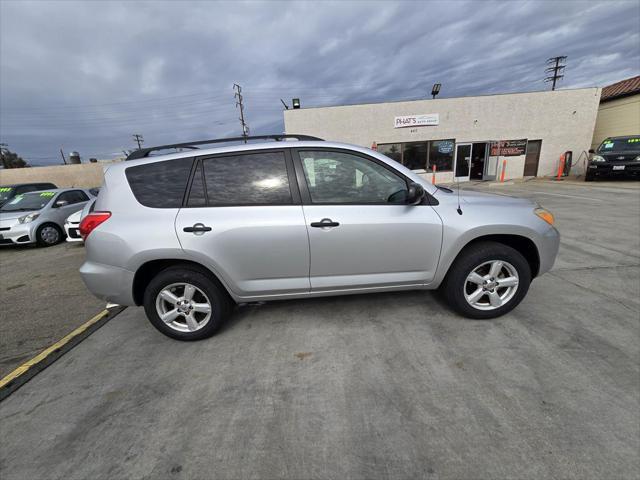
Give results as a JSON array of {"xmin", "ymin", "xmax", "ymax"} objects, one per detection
[
  {"xmin": 0, "ymin": 188, "xmax": 94, "ymax": 246},
  {"xmin": 80, "ymin": 135, "xmax": 559, "ymax": 340}
]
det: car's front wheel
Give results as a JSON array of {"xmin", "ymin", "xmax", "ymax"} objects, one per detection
[
  {"xmin": 441, "ymin": 241, "xmax": 531, "ymax": 319},
  {"xmin": 143, "ymin": 267, "xmax": 233, "ymax": 340}
]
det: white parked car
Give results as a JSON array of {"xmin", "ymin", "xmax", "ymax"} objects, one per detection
[
  {"xmin": 64, "ymin": 209, "xmax": 82, "ymax": 242},
  {"xmin": 65, "ymin": 198, "xmax": 96, "ymax": 243}
]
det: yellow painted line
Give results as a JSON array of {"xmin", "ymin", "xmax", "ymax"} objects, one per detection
[{"xmin": 0, "ymin": 309, "xmax": 111, "ymax": 389}]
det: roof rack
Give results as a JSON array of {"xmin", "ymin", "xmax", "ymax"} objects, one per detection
[{"xmin": 125, "ymin": 134, "xmax": 324, "ymax": 160}]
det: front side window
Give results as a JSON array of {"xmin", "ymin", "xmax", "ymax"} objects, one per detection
[
  {"xmin": 299, "ymin": 151, "xmax": 408, "ymax": 204},
  {"xmin": 57, "ymin": 190, "xmax": 89, "ymax": 205},
  {"xmin": 126, "ymin": 158, "xmax": 194, "ymax": 208},
  {"xmin": 201, "ymin": 151, "xmax": 292, "ymax": 206}
]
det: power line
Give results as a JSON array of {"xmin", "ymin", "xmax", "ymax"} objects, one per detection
[
  {"xmin": 545, "ymin": 56, "xmax": 567, "ymax": 91},
  {"xmin": 233, "ymin": 83, "xmax": 249, "ymax": 143}
]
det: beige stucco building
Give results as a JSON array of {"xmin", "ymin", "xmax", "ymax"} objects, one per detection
[
  {"xmin": 591, "ymin": 75, "xmax": 640, "ymax": 150},
  {"xmin": 284, "ymin": 88, "xmax": 601, "ymax": 183}
]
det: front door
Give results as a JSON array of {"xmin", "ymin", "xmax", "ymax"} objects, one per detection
[
  {"xmin": 524, "ymin": 140, "xmax": 542, "ymax": 176},
  {"xmin": 454, "ymin": 143, "xmax": 472, "ymax": 181},
  {"xmin": 176, "ymin": 150, "xmax": 310, "ymax": 298},
  {"xmin": 294, "ymin": 149, "xmax": 443, "ymax": 290},
  {"xmin": 51, "ymin": 189, "xmax": 90, "ymax": 224}
]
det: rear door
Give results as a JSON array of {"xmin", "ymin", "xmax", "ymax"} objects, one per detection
[
  {"xmin": 293, "ymin": 148, "xmax": 442, "ymax": 291},
  {"xmin": 175, "ymin": 149, "xmax": 310, "ymax": 298}
]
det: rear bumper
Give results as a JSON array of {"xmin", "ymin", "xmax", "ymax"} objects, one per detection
[
  {"xmin": 79, "ymin": 261, "xmax": 135, "ymax": 305},
  {"xmin": 587, "ymin": 162, "xmax": 640, "ymax": 177}
]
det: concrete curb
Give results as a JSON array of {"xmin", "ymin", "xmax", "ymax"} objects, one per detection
[{"xmin": 0, "ymin": 306, "xmax": 126, "ymax": 402}]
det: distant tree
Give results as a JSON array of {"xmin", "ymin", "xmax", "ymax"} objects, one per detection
[{"xmin": 0, "ymin": 149, "xmax": 28, "ymax": 169}]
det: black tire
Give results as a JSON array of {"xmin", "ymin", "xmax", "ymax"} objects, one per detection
[
  {"xmin": 143, "ymin": 266, "xmax": 233, "ymax": 341},
  {"xmin": 441, "ymin": 241, "xmax": 531, "ymax": 319},
  {"xmin": 584, "ymin": 172, "xmax": 595, "ymax": 182},
  {"xmin": 36, "ymin": 223, "xmax": 63, "ymax": 247}
]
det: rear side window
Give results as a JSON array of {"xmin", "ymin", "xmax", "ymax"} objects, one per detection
[
  {"xmin": 126, "ymin": 158, "xmax": 194, "ymax": 208},
  {"xmin": 200, "ymin": 152, "xmax": 292, "ymax": 206}
]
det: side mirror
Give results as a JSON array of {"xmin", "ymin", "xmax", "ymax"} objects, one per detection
[
  {"xmin": 407, "ymin": 182, "xmax": 425, "ymax": 205},
  {"xmin": 54, "ymin": 199, "xmax": 68, "ymax": 208},
  {"xmin": 588, "ymin": 149, "xmax": 595, "ymax": 154}
]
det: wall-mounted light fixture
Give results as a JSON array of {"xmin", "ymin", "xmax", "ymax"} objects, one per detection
[{"xmin": 292, "ymin": 98, "xmax": 301, "ymax": 109}]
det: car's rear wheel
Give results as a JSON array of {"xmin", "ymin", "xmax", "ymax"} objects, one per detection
[
  {"xmin": 143, "ymin": 267, "xmax": 233, "ymax": 340},
  {"xmin": 441, "ymin": 241, "xmax": 531, "ymax": 319},
  {"xmin": 36, "ymin": 223, "xmax": 63, "ymax": 247}
]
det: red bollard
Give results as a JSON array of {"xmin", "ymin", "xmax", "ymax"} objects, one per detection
[
  {"xmin": 556, "ymin": 154, "xmax": 565, "ymax": 180},
  {"xmin": 431, "ymin": 164, "xmax": 437, "ymax": 184},
  {"xmin": 500, "ymin": 159, "xmax": 507, "ymax": 183}
]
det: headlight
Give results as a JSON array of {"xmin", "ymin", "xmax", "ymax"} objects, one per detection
[
  {"xmin": 591, "ymin": 155, "xmax": 605, "ymax": 163},
  {"xmin": 635, "ymin": 155, "xmax": 640, "ymax": 161},
  {"xmin": 534, "ymin": 207, "xmax": 555, "ymax": 226},
  {"xmin": 18, "ymin": 213, "xmax": 39, "ymax": 224}
]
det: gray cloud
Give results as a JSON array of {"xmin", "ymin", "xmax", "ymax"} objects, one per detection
[{"xmin": 1, "ymin": 0, "xmax": 638, "ymax": 165}]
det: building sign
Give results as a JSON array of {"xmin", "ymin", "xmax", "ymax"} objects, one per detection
[
  {"xmin": 490, "ymin": 139, "xmax": 528, "ymax": 156},
  {"xmin": 394, "ymin": 114, "xmax": 439, "ymax": 128}
]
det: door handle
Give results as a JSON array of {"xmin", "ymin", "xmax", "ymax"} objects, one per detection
[
  {"xmin": 183, "ymin": 223, "xmax": 212, "ymax": 233},
  {"xmin": 310, "ymin": 218, "xmax": 340, "ymax": 228}
]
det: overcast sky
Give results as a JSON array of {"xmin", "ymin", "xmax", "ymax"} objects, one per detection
[{"xmin": 1, "ymin": 0, "xmax": 639, "ymax": 165}]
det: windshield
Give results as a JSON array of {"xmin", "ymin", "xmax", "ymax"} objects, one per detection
[
  {"xmin": 0, "ymin": 191, "xmax": 55, "ymax": 212},
  {"xmin": 0, "ymin": 187, "xmax": 15, "ymax": 203},
  {"xmin": 597, "ymin": 137, "xmax": 640, "ymax": 153}
]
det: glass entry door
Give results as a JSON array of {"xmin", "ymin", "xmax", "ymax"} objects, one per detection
[
  {"xmin": 484, "ymin": 141, "xmax": 499, "ymax": 181},
  {"xmin": 455, "ymin": 143, "xmax": 472, "ymax": 181}
]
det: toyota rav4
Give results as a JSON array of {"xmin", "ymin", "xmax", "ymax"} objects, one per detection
[{"xmin": 80, "ymin": 135, "xmax": 559, "ymax": 340}]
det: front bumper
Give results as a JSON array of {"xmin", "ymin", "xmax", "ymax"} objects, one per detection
[
  {"xmin": 537, "ymin": 225, "xmax": 560, "ymax": 276},
  {"xmin": 0, "ymin": 222, "xmax": 35, "ymax": 245},
  {"xmin": 65, "ymin": 222, "xmax": 82, "ymax": 242},
  {"xmin": 79, "ymin": 260, "xmax": 136, "ymax": 305},
  {"xmin": 588, "ymin": 162, "xmax": 640, "ymax": 177}
]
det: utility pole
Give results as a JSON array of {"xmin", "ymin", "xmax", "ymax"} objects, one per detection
[
  {"xmin": 132, "ymin": 134, "xmax": 144, "ymax": 150},
  {"xmin": 60, "ymin": 147, "xmax": 67, "ymax": 165},
  {"xmin": 545, "ymin": 56, "xmax": 567, "ymax": 91},
  {"xmin": 233, "ymin": 83, "xmax": 249, "ymax": 143}
]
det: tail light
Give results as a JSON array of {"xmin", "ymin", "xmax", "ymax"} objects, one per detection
[{"xmin": 79, "ymin": 211, "xmax": 111, "ymax": 240}]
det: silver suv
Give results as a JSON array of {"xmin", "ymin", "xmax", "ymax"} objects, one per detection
[{"xmin": 80, "ymin": 135, "xmax": 559, "ymax": 340}]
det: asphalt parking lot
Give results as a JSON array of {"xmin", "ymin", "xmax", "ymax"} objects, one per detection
[
  {"xmin": 0, "ymin": 241, "xmax": 106, "ymax": 377},
  {"xmin": 1, "ymin": 179, "xmax": 639, "ymax": 480}
]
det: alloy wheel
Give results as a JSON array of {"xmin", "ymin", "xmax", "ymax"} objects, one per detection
[
  {"xmin": 464, "ymin": 260, "xmax": 519, "ymax": 311},
  {"xmin": 155, "ymin": 282, "xmax": 212, "ymax": 333}
]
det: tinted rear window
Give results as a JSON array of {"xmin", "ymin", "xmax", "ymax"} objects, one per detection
[
  {"xmin": 201, "ymin": 151, "xmax": 292, "ymax": 205},
  {"xmin": 126, "ymin": 158, "xmax": 193, "ymax": 208}
]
